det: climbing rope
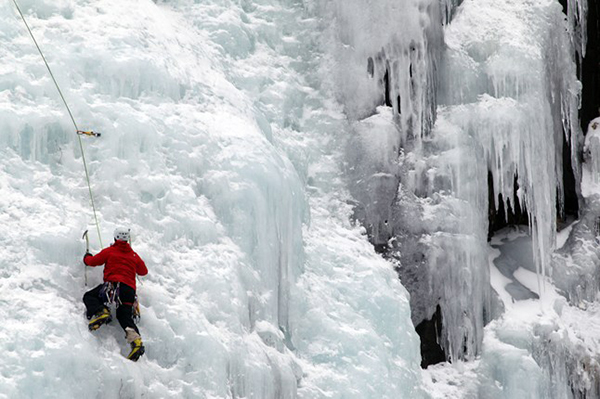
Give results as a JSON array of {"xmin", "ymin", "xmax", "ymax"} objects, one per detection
[{"xmin": 12, "ymin": 0, "xmax": 103, "ymax": 247}]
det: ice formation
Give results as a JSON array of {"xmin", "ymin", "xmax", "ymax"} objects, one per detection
[
  {"xmin": 441, "ymin": 0, "xmax": 582, "ymax": 279},
  {"xmin": 339, "ymin": 0, "xmax": 583, "ymax": 365},
  {"xmin": 0, "ymin": 0, "xmax": 428, "ymax": 398},
  {"xmin": 551, "ymin": 118, "xmax": 600, "ymax": 307},
  {"xmin": 418, "ymin": 0, "xmax": 600, "ymax": 397},
  {"xmin": 324, "ymin": 0, "xmax": 599, "ymax": 396},
  {"xmin": 319, "ymin": 1, "xmax": 598, "ymax": 397},
  {"xmin": 3, "ymin": 0, "xmax": 600, "ymax": 397},
  {"xmin": 468, "ymin": 229, "xmax": 600, "ymax": 399}
]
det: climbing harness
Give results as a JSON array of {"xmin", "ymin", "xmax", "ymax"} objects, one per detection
[
  {"xmin": 11, "ymin": 0, "xmax": 103, "ymax": 255},
  {"xmin": 100, "ymin": 282, "xmax": 121, "ymax": 306},
  {"xmin": 99, "ymin": 282, "xmax": 141, "ymax": 322}
]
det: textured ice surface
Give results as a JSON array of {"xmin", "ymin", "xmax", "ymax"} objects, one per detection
[
  {"xmin": 478, "ymin": 231, "xmax": 600, "ymax": 399},
  {"xmin": 396, "ymin": 0, "xmax": 582, "ymax": 363},
  {"xmin": 1, "ymin": 0, "xmax": 425, "ymax": 398},
  {"xmin": 314, "ymin": 0, "xmax": 584, "ymax": 370},
  {"xmin": 323, "ymin": 0, "xmax": 593, "ymax": 395},
  {"xmin": 423, "ymin": 231, "xmax": 600, "ymax": 399},
  {"xmin": 417, "ymin": 0, "xmax": 600, "ymax": 391},
  {"xmin": 551, "ymin": 118, "xmax": 600, "ymax": 305},
  {"xmin": 314, "ymin": 0, "xmax": 444, "ymax": 251},
  {"xmin": 439, "ymin": 0, "xmax": 582, "ymax": 278},
  {"xmin": 4, "ymin": 0, "xmax": 598, "ymax": 398}
]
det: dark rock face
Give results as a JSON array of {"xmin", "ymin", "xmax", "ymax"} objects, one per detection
[
  {"xmin": 562, "ymin": 132, "xmax": 579, "ymax": 220},
  {"xmin": 488, "ymin": 173, "xmax": 529, "ymax": 240},
  {"xmin": 415, "ymin": 305, "xmax": 446, "ymax": 368}
]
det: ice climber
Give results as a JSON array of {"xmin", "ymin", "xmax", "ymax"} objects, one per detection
[{"xmin": 83, "ymin": 227, "xmax": 148, "ymax": 361}]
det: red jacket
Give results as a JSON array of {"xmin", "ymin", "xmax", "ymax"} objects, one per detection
[{"xmin": 84, "ymin": 240, "xmax": 148, "ymax": 290}]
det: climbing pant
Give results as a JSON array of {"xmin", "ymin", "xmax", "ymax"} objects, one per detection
[{"xmin": 83, "ymin": 282, "xmax": 140, "ymax": 334}]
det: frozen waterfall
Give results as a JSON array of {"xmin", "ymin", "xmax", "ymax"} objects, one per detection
[
  {"xmin": 1, "ymin": 0, "xmax": 426, "ymax": 398},
  {"xmin": 3, "ymin": 0, "xmax": 600, "ymax": 398}
]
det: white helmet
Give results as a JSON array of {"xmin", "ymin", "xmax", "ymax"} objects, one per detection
[{"xmin": 114, "ymin": 227, "xmax": 131, "ymax": 242}]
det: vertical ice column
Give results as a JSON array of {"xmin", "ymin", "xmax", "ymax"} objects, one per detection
[
  {"xmin": 565, "ymin": 0, "xmax": 588, "ymax": 60},
  {"xmin": 394, "ymin": 109, "xmax": 492, "ymax": 362},
  {"xmin": 346, "ymin": 107, "xmax": 402, "ymax": 245},
  {"xmin": 317, "ymin": 0, "xmax": 490, "ymax": 364},
  {"xmin": 199, "ymin": 118, "xmax": 306, "ymax": 337}
]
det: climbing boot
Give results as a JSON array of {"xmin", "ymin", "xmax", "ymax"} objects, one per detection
[
  {"xmin": 125, "ymin": 327, "xmax": 145, "ymax": 362},
  {"xmin": 88, "ymin": 308, "xmax": 111, "ymax": 331},
  {"xmin": 127, "ymin": 338, "xmax": 145, "ymax": 361}
]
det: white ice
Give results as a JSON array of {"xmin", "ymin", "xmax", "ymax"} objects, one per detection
[
  {"xmin": 407, "ymin": 0, "xmax": 582, "ymax": 363},
  {"xmin": 0, "ymin": 0, "xmax": 426, "ymax": 398},
  {"xmin": 3, "ymin": 0, "xmax": 600, "ymax": 397}
]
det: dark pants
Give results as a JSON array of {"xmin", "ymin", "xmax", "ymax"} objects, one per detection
[{"xmin": 83, "ymin": 282, "xmax": 139, "ymax": 334}]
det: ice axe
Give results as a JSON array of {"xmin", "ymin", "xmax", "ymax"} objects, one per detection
[{"xmin": 83, "ymin": 230, "xmax": 89, "ymax": 286}]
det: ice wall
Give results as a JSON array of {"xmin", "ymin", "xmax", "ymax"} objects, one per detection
[
  {"xmin": 398, "ymin": 107, "xmax": 492, "ymax": 362},
  {"xmin": 1, "ymin": 0, "xmax": 427, "ymax": 397},
  {"xmin": 551, "ymin": 118, "xmax": 600, "ymax": 304},
  {"xmin": 312, "ymin": 0, "xmax": 488, "ymax": 363},
  {"xmin": 318, "ymin": 0, "xmax": 442, "ymax": 129},
  {"xmin": 474, "ymin": 261, "xmax": 600, "ymax": 399},
  {"xmin": 1, "ymin": 1, "xmax": 304, "ymax": 397},
  {"xmin": 428, "ymin": 0, "xmax": 591, "ymax": 395},
  {"xmin": 430, "ymin": 0, "xmax": 581, "ymax": 361},
  {"xmin": 314, "ymin": 0, "xmax": 490, "ymax": 363},
  {"xmin": 313, "ymin": 0, "xmax": 443, "ymax": 245},
  {"xmin": 440, "ymin": 0, "xmax": 582, "ymax": 277},
  {"xmin": 565, "ymin": 0, "xmax": 588, "ymax": 60},
  {"xmin": 447, "ymin": 0, "xmax": 600, "ymax": 395},
  {"xmin": 321, "ymin": 0, "xmax": 584, "ymax": 367}
]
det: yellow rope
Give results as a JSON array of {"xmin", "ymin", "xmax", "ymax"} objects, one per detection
[{"xmin": 12, "ymin": 0, "xmax": 103, "ymax": 248}]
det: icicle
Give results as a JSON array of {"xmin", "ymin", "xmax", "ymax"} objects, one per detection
[{"xmin": 566, "ymin": 0, "xmax": 588, "ymax": 61}]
